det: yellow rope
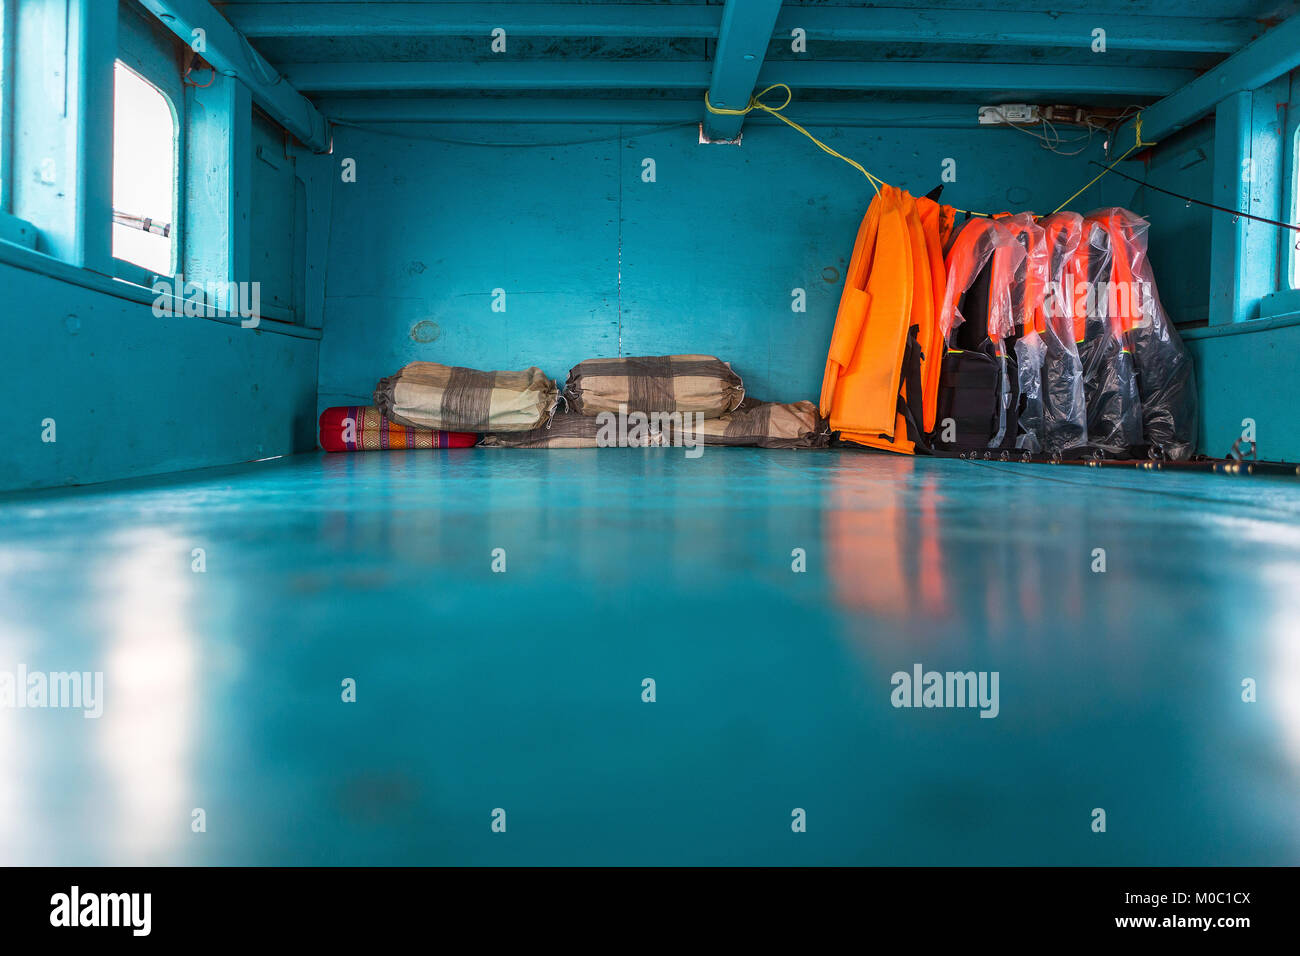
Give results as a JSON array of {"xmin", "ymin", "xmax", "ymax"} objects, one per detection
[
  {"xmin": 706, "ymin": 85, "xmax": 1154, "ymax": 222},
  {"xmin": 706, "ymin": 84, "xmax": 887, "ymax": 194},
  {"xmin": 1049, "ymin": 114, "xmax": 1155, "ymax": 215},
  {"xmin": 706, "ymin": 85, "xmax": 991, "ymax": 214}
]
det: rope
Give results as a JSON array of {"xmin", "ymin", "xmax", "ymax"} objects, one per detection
[
  {"xmin": 706, "ymin": 84, "xmax": 887, "ymax": 194},
  {"xmin": 1049, "ymin": 114, "xmax": 1155, "ymax": 215},
  {"xmin": 1091, "ymin": 162, "xmax": 1300, "ymax": 239},
  {"xmin": 706, "ymin": 87, "xmax": 1169, "ymax": 224}
]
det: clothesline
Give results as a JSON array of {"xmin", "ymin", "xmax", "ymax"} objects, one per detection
[
  {"xmin": 1093, "ymin": 163, "xmax": 1300, "ymax": 239},
  {"xmin": 705, "ymin": 85, "xmax": 1154, "ymax": 218}
]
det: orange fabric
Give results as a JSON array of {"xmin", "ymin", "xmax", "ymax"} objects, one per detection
[
  {"xmin": 820, "ymin": 186, "xmax": 914, "ymax": 440},
  {"xmin": 999, "ymin": 215, "xmax": 1047, "ymax": 335},
  {"xmin": 820, "ymin": 189, "xmax": 953, "ymax": 454},
  {"xmin": 1068, "ymin": 242, "xmax": 1088, "ymax": 342},
  {"xmin": 931, "ymin": 202, "xmax": 955, "ymax": 248},
  {"xmin": 888, "ymin": 203, "xmax": 931, "ymax": 453},
  {"xmin": 1039, "ymin": 213, "xmax": 1084, "ymax": 345},
  {"xmin": 915, "ymin": 197, "xmax": 950, "ymax": 433},
  {"xmin": 1066, "ymin": 223, "xmax": 1107, "ymax": 343},
  {"xmin": 820, "ymin": 196, "xmax": 884, "ymax": 418},
  {"xmin": 941, "ymin": 218, "xmax": 1021, "ymax": 347},
  {"xmin": 1087, "ymin": 211, "xmax": 1143, "ymax": 335}
]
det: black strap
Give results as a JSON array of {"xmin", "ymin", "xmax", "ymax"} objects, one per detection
[{"xmin": 896, "ymin": 326, "xmax": 934, "ymax": 454}]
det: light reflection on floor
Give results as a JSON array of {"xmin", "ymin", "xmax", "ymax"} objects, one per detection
[
  {"xmin": 97, "ymin": 528, "xmax": 196, "ymax": 861},
  {"xmin": 0, "ymin": 449, "xmax": 1298, "ymax": 865}
]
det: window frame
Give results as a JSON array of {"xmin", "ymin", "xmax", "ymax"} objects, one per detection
[
  {"xmin": 0, "ymin": 0, "xmax": 37, "ymax": 249},
  {"xmin": 1289, "ymin": 108, "xmax": 1299, "ymax": 291},
  {"xmin": 111, "ymin": 59, "xmax": 180, "ymax": 283},
  {"xmin": 113, "ymin": 2, "xmax": 186, "ymax": 283},
  {"xmin": 0, "ymin": 0, "xmax": 13, "ymax": 213},
  {"xmin": 1258, "ymin": 70, "xmax": 1300, "ymax": 319},
  {"xmin": 0, "ymin": 0, "xmax": 306, "ymax": 335}
]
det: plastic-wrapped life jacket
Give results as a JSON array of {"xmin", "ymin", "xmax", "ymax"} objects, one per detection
[
  {"xmin": 1070, "ymin": 220, "xmax": 1143, "ymax": 456},
  {"xmin": 821, "ymin": 186, "xmax": 951, "ymax": 454},
  {"xmin": 1037, "ymin": 212, "xmax": 1089, "ymax": 455},
  {"xmin": 933, "ymin": 217, "xmax": 1025, "ymax": 454},
  {"xmin": 1085, "ymin": 208, "xmax": 1198, "ymax": 460},
  {"xmin": 998, "ymin": 213, "xmax": 1050, "ymax": 454}
]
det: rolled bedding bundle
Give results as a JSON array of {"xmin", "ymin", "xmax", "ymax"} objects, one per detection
[
  {"xmin": 319, "ymin": 406, "xmax": 477, "ymax": 452},
  {"xmin": 480, "ymin": 412, "xmax": 670, "ymax": 449},
  {"xmin": 672, "ymin": 399, "xmax": 829, "ymax": 449},
  {"xmin": 374, "ymin": 361, "xmax": 558, "ymax": 433},
  {"xmin": 562, "ymin": 354, "xmax": 743, "ymax": 418}
]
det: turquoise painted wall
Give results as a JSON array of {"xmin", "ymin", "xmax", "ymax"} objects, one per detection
[
  {"xmin": 0, "ymin": 261, "xmax": 319, "ymax": 493},
  {"xmin": 1118, "ymin": 122, "xmax": 1216, "ymax": 325},
  {"xmin": 9, "ymin": 109, "xmax": 1293, "ymax": 492},
  {"xmin": 1118, "ymin": 97, "xmax": 1300, "ymax": 463},
  {"xmin": 251, "ymin": 109, "xmax": 307, "ymax": 315},
  {"xmin": 315, "ymin": 121, "xmax": 1112, "ymax": 413},
  {"xmin": 1184, "ymin": 321, "xmax": 1300, "ymax": 460}
]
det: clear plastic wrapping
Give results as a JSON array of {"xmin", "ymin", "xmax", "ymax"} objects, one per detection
[
  {"xmin": 999, "ymin": 213, "xmax": 1050, "ymax": 335},
  {"xmin": 931, "ymin": 208, "xmax": 1194, "ymax": 459},
  {"xmin": 939, "ymin": 218, "xmax": 1026, "ymax": 345},
  {"xmin": 1085, "ymin": 208, "xmax": 1198, "ymax": 460},
  {"xmin": 1013, "ymin": 332, "xmax": 1046, "ymax": 453},
  {"xmin": 939, "ymin": 219, "xmax": 1027, "ymax": 451},
  {"xmin": 1037, "ymin": 212, "xmax": 1089, "ymax": 454},
  {"xmin": 1072, "ymin": 220, "xmax": 1143, "ymax": 456},
  {"xmin": 1000, "ymin": 213, "xmax": 1050, "ymax": 453}
]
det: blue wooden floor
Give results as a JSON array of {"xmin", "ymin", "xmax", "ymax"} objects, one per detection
[{"xmin": 2, "ymin": 449, "xmax": 1299, "ymax": 865}]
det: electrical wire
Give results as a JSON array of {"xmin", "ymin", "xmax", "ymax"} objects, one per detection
[
  {"xmin": 329, "ymin": 87, "xmax": 1162, "ymax": 222},
  {"xmin": 704, "ymin": 87, "xmax": 1162, "ymax": 218},
  {"xmin": 1048, "ymin": 113, "xmax": 1155, "ymax": 214},
  {"xmin": 981, "ymin": 105, "xmax": 1145, "ymax": 161},
  {"xmin": 983, "ymin": 107, "xmax": 1097, "ymax": 157},
  {"xmin": 329, "ymin": 119, "xmax": 695, "ymax": 149},
  {"xmin": 1093, "ymin": 162, "xmax": 1300, "ymax": 239},
  {"xmin": 183, "ymin": 52, "xmax": 216, "ymax": 89}
]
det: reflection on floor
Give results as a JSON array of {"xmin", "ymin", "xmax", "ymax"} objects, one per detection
[{"xmin": 2, "ymin": 448, "xmax": 1298, "ymax": 864}]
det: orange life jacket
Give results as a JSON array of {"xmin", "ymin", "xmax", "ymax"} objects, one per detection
[
  {"xmin": 997, "ymin": 213, "xmax": 1049, "ymax": 336},
  {"xmin": 1035, "ymin": 211, "xmax": 1090, "ymax": 454},
  {"xmin": 1085, "ymin": 207, "xmax": 1198, "ymax": 460},
  {"xmin": 914, "ymin": 197, "xmax": 950, "ymax": 433},
  {"xmin": 1086, "ymin": 208, "xmax": 1149, "ymax": 335},
  {"xmin": 939, "ymin": 217, "xmax": 1024, "ymax": 350},
  {"xmin": 1064, "ymin": 220, "xmax": 1111, "ymax": 343},
  {"xmin": 1038, "ymin": 212, "xmax": 1084, "ymax": 345},
  {"xmin": 820, "ymin": 186, "xmax": 952, "ymax": 454},
  {"xmin": 1070, "ymin": 216, "xmax": 1144, "ymax": 455}
]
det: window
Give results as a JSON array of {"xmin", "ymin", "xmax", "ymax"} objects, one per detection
[
  {"xmin": 0, "ymin": 0, "xmax": 13, "ymax": 214},
  {"xmin": 112, "ymin": 0, "xmax": 189, "ymax": 280},
  {"xmin": 1292, "ymin": 124, "xmax": 1300, "ymax": 291},
  {"xmin": 112, "ymin": 60, "xmax": 177, "ymax": 276}
]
